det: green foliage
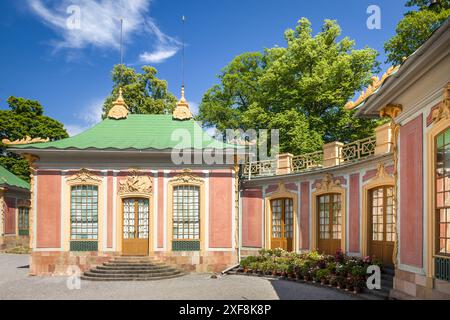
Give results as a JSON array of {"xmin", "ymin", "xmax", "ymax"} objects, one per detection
[
  {"xmin": 0, "ymin": 97, "xmax": 68, "ymax": 181},
  {"xmin": 102, "ymin": 65, "xmax": 178, "ymax": 117},
  {"xmin": 198, "ymin": 18, "xmax": 380, "ymax": 154},
  {"xmin": 385, "ymin": 1, "xmax": 450, "ymax": 65}
]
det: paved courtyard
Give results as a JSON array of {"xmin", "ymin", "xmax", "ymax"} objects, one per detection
[{"xmin": 0, "ymin": 254, "xmax": 357, "ymax": 300}]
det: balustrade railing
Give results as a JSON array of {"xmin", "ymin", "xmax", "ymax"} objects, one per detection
[
  {"xmin": 242, "ymin": 159, "xmax": 276, "ymax": 179},
  {"xmin": 292, "ymin": 151, "xmax": 323, "ymax": 173},
  {"xmin": 341, "ymin": 136, "xmax": 376, "ymax": 163}
]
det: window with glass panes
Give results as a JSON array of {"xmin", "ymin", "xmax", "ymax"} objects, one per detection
[
  {"xmin": 318, "ymin": 194, "xmax": 342, "ymax": 240},
  {"xmin": 173, "ymin": 185, "xmax": 200, "ymax": 240},
  {"xmin": 370, "ymin": 186, "xmax": 394, "ymax": 242},
  {"xmin": 70, "ymin": 185, "xmax": 98, "ymax": 240},
  {"xmin": 436, "ymin": 127, "xmax": 450, "ymax": 255},
  {"xmin": 18, "ymin": 207, "xmax": 29, "ymax": 235},
  {"xmin": 271, "ymin": 198, "xmax": 293, "ymax": 239}
]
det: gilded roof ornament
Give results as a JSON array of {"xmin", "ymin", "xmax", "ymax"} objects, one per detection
[
  {"xmin": 173, "ymin": 86, "xmax": 193, "ymax": 120},
  {"xmin": 107, "ymin": 87, "xmax": 129, "ymax": 120},
  {"xmin": 345, "ymin": 65, "xmax": 401, "ymax": 110},
  {"xmin": 2, "ymin": 136, "xmax": 50, "ymax": 146}
]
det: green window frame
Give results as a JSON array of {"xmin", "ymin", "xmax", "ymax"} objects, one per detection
[
  {"xmin": 70, "ymin": 185, "xmax": 98, "ymax": 240},
  {"xmin": 18, "ymin": 207, "xmax": 29, "ymax": 236},
  {"xmin": 172, "ymin": 185, "xmax": 200, "ymax": 240}
]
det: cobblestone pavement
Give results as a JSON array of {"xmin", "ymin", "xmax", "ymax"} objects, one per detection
[{"xmin": 0, "ymin": 254, "xmax": 358, "ymax": 300}]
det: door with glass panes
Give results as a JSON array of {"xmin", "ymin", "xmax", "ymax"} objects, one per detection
[
  {"xmin": 122, "ymin": 198, "xmax": 149, "ymax": 256},
  {"xmin": 270, "ymin": 198, "xmax": 293, "ymax": 251},
  {"xmin": 369, "ymin": 186, "xmax": 395, "ymax": 267},
  {"xmin": 317, "ymin": 194, "xmax": 342, "ymax": 255}
]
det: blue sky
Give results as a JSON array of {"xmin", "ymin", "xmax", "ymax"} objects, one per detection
[{"xmin": 1, "ymin": 0, "xmax": 408, "ymax": 136}]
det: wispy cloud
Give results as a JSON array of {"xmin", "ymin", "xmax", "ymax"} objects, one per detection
[
  {"xmin": 27, "ymin": 0, "xmax": 180, "ymax": 63},
  {"xmin": 64, "ymin": 98, "xmax": 104, "ymax": 136},
  {"xmin": 139, "ymin": 19, "xmax": 181, "ymax": 64}
]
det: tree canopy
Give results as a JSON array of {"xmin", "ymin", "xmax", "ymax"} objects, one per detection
[
  {"xmin": 102, "ymin": 64, "xmax": 178, "ymax": 117},
  {"xmin": 385, "ymin": 0, "xmax": 450, "ymax": 65},
  {"xmin": 198, "ymin": 18, "xmax": 380, "ymax": 155},
  {"xmin": 0, "ymin": 97, "xmax": 68, "ymax": 181}
]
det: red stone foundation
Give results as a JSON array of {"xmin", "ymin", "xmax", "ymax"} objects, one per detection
[{"xmin": 391, "ymin": 268, "xmax": 450, "ymax": 299}]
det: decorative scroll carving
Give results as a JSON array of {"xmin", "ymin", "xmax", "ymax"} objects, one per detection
[
  {"xmin": 67, "ymin": 168, "xmax": 101, "ymax": 185},
  {"xmin": 315, "ymin": 173, "xmax": 341, "ymax": 192},
  {"xmin": 170, "ymin": 169, "xmax": 203, "ymax": 184},
  {"xmin": 431, "ymin": 83, "xmax": 450, "ymax": 123},
  {"xmin": 118, "ymin": 169, "xmax": 152, "ymax": 195},
  {"xmin": 107, "ymin": 88, "xmax": 129, "ymax": 120},
  {"xmin": 275, "ymin": 181, "xmax": 287, "ymax": 194},
  {"xmin": 374, "ymin": 162, "xmax": 392, "ymax": 180},
  {"xmin": 2, "ymin": 136, "xmax": 49, "ymax": 145},
  {"xmin": 380, "ymin": 104, "xmax": 403, "ymax": 119},
  {"xmin": 345, "ymin": 65, "xmax": 401, "ymax": 110}
]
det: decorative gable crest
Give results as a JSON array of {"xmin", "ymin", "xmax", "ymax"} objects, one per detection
[
  {"xmin": 315, "ymin": 173, "xmax": 341, "ymax": 192},
  {"xmin": 170, "ymin": 169, "xmax": 203, "ymax": 184},
  {"xmin": 67, "ymin": 168, "xmax": 101, "ymax": 185},
  {"xmin": 118, "ymin": 169, "xmax": 152, "ymax": 195}
]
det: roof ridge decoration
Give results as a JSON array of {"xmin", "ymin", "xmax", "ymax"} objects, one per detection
[
  {"xmin": 2, "ymin": 136, "xmax": 49, "ymax": 146},
  {"xmin": 345, "ymin": 65, "xmax": 401, "ymax": 110},
  {"xmin": 107, "ymin": 87, "xmax": 129, "ymax": 120},
  {"xmin": 173, "ymin": 86, "xmax": 193, "ymax": 120}
]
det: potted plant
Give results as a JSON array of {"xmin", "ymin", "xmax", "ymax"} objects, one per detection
[
  {"xmin": 316, "ymin": 269, "xmax": 331, "ymax": 285},
  {"xmin": 287, "ymin": 264, "xmax": 295, "ymax": 280},
  {"xmin": 350, "ymin": 265, "xmax": 367, "ymax": 294}
]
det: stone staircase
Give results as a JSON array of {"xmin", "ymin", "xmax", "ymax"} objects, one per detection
[
  {"xmin": 359, "ymin": 266, "xmax": 395, "ymax": 300},
  {"xmin": 81, "ymin": 256, "xmax": 185, "ymax": 281}
]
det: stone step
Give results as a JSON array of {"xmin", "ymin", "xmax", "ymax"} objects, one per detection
[
  {"xmin": 97, "ymin": 265, "xmax": 171, "ymax": 271},
  {"xmin": 103, "ymin": 262, "xmax": 165, "ymax": 267},
  {"xmin": 81, "ymin": 273, "xmax": 185, "ymax": 282},
  {"xmin": 84, "ymin": 270, "xmax": 182, "ymax": 278},
  {"xmin": 90, "ymin": 268, "xmax": 178, "ymax": 275}
]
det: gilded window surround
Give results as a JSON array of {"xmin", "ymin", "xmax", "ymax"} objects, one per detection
[
  {"xmin": 311, "ymin": 173, "xmax": 347, "ymax": 252},
  {"xmin": 166, "ymin": 169, "xmax": 205, "ymax": 252},
  {"xmin": 426, "ymin": 114, "xmax": 449, "ymax": 280},
  {"xmin": 63, "ymin": 169, "xmax": 104, "ymax": 252},
  {"xmin": 115, "ymin": 169, "xmax": 154, "ymax": 254},
  {"xmin": 264, "ymin": 182, "xmax": 298, "ymax": 252},
  {"xmin": 361, "ymin": 163, "xmax": 394, "ymax": 257}
]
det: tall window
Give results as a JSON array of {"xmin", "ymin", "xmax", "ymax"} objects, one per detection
[
  {"xmin": 318, "ymin": 194, "xmax": 342, "ymax": 240},
  {"xmin": 70, "ymin": 185, "xmax": 98, "ymax": 240},
  {"xmin": 173, "ymin": 185, "xmax": 200, "ymax": 240},
  {"xmin": 18, "ymin": 207, "xmax": 29, "ymax": 236},
  {"xmin": 370, "ymin": 186, "xmax": 395, "ymax": 242},
  {"xmin": 436, "ymin": 127, "xmax": 450, "ymax": 255}
]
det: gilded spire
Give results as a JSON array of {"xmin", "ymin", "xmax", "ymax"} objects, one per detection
[
  {"xmin": 108, "ymin": 87, "xmax": 129, "ymax": 120},
  {"xmin": 173, "ymin": 85, "xmax": 193, "ymax": 120}
]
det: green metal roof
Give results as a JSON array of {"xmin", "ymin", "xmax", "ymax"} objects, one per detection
[
  {"xmin": 0, "ymin": 166, "xmax": 30, "ymax": 190},
  {"xmin": 9, "ymin": 115, "xmax": 241, "ymax": 151}
]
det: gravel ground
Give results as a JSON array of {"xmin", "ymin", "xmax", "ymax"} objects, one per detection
[{"xmin": 0, "ymin": 254, "xmax": 358, "ymax": 300}]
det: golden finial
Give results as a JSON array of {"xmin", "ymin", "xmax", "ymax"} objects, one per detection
[
  {"xmin": 107, "ymin": 87, "xmax": 129, "ymax": 120},
  {"xmin": 173, "ymin": 85, "xmax": 192, "ymax": 120}
]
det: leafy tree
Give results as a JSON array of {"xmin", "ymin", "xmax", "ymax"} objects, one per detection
[
  {"xmin": 102, "ymin": 64, "xmax": 178, "ymax": 117},
  {"xmin": 0, "ymin": 97, "xmax": 68, "ymax": 181},
  {"xmin": 198, "ymin": 18, "xmax": 380, "ymax": 155},
  {"xmin": 385, "ymin": 0, "xmax": 450, "ymax": 65}
]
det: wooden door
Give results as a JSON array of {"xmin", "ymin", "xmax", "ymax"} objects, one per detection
[
  {"xmin": 122, "ymin": 198, "xmax": 149, "ymax": 256},
  {"xmin": 270, "ymin": 198, "xmax": 293, "ymax": 251},
  {"xmin": 317, "ymin": 194, "xmax": 342, "ymax": 255},
  {"xmin": 369, "ymin": 186, "xmax": 394, "ymax": 267}
]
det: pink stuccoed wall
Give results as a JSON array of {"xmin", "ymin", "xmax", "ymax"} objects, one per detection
[
  {"xmin": 209, "ymin": 170, "xmax": 233, "ymax": 248},
  {"xmin": 242, "ymin": 188, "xmax": 263, "ymax": 248},
  {"xmin": 400, "ymin": 115, "xmax": 423, "ymax": 268},
  {"xmin": 157, "ymin": 171, "xmax": 164, "ymax": 248},
  {"xmin": 300, "ymin": 182, "xmax": 310, "ymax": 250},
  {"xmin": 106, "ymin": 173, "xmax": 113, "ymax": 249},
  {"xmin": 36, "ymin": 171, "xmax": 61, "ymax": 248},
  {"xmin": 4, "ymin": 197, "xmax": 16, "ymax": 234},
  {"xmin": 349, "ymin": 173, "xmax": 360, "ymax": 253}
]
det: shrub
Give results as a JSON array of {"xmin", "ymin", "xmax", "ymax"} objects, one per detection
[{"xmin": 316, "ymin": 269, "xmax": 331, "ymax": 282}]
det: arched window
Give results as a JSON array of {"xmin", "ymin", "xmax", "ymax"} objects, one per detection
[
  {"xmin": 18, "ymin": 206, "xmax": 29, "ymax": 236},
  {"xmin": 70, "ymin": 185, "xmax": 98, "ymax": 240},
  {"xmin": 436, "ymin": 127, "xmax": 450, "ymax": 256},
  {"xmin": 173, "ymin": 185, "xmax": 200, "ymax": 241}
]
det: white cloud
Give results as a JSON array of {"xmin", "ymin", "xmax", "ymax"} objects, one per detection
[
  {"xmin": 27, "ymin": 0, "xmax": 180, "ymax": 63},
  {"xmin": 64, "ymin": 98, "xmax": 104, "ymax": 136}
]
